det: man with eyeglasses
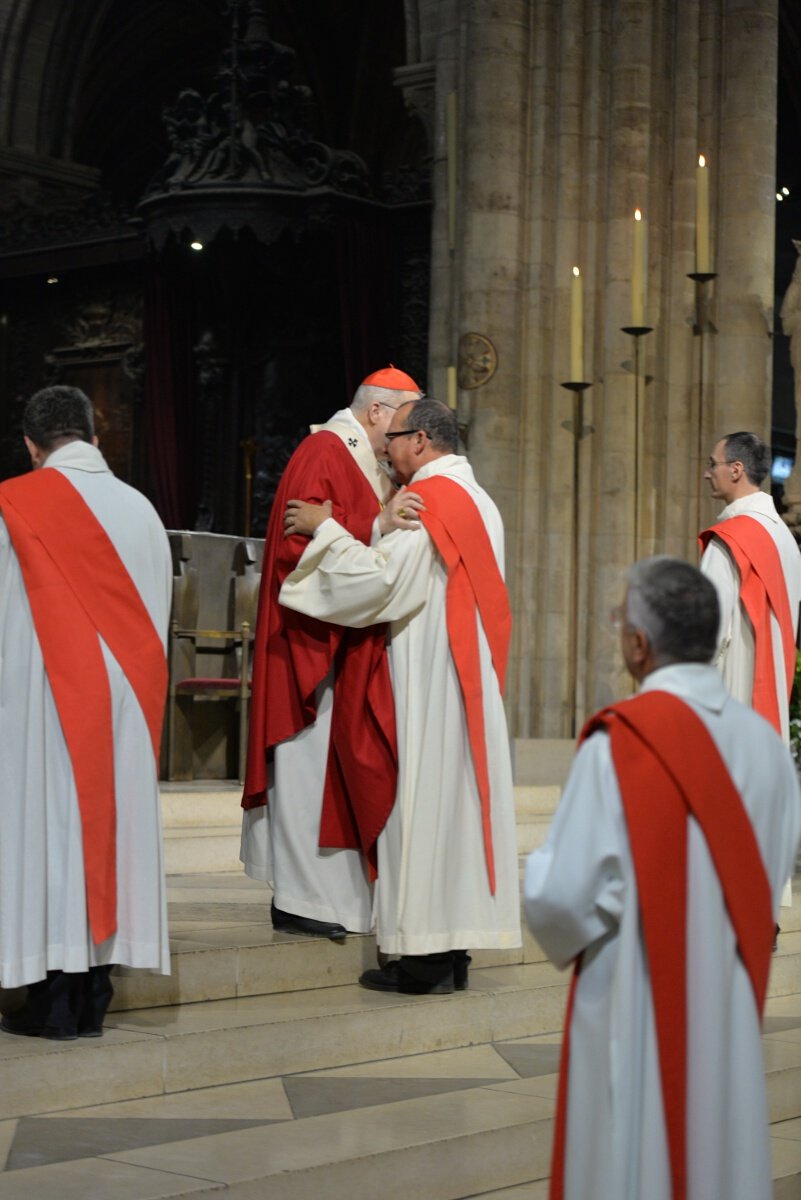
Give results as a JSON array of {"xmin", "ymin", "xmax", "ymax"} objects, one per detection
[
  {"xmin": 699, "ymin": 431, "xmax": 801, "ymax": 746},
  {"xmin": 279, "ymin": 399, "xmax": 521, "ymax": 993},
  {"xmin": 241, "ymin": 365, "xmax": 423, "ymax": 941},
  {"xmin": 525, "ymin": 557, "xmax": 801, "ymax": 1200}
]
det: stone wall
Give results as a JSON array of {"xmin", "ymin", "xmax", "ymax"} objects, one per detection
[{"xmin": 416, "ymin": 0, "xmax": 778, "ymax": 734}]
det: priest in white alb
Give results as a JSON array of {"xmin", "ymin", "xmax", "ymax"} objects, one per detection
[
  {"xmin": 524, "ymin": 557, "xmax": 801, "ymax": 1200},
  {"xmin": 0, "ymin": 385, "xmax": 172, "ymax": 1040},
  {"xmin": 699, "ymin": 431, "xmax": 801, "ymax": 742},
  {"xmin": 280, "ymin": 398, "xmax": 521, "ymax": 993}
]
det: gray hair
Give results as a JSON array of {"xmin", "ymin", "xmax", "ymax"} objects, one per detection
[
  {"xmin": 23, "ymin": 385, "xmax": 94, "ymax": 449},
  {"xmin": 720, "ymin": 431, "xmax": 771, "ymax": 486},
  {"xmin": 400, "ymin": 397, "xmax": 458, "ymax": 452},
  {"xmin": 625, "ymin": 556, "xmax": 719, "ymax": 665},
  {"xmin": 350, "ymin": 383, "xmax": 421, "ymax": 415}
]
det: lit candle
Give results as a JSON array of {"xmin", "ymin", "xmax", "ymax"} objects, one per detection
[
  {"xmin": 570, "ymin": 266, "xmax": 583, "ymax": 381},
  {"xmin": 631, "ymin": 208, "xmax": 646, "ymax": 327},
  {"xmin": 696, "ymin": 154, "xmax": 710, "ymax": 273},
  {"xmin": 447, "ymin": 365, "xmax": 457, "ymax": 410}
]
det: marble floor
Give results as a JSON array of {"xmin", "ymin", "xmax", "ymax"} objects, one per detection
[{"xmin": 0, "ymin": 872, "xmax": 800, "ymax": 1199}]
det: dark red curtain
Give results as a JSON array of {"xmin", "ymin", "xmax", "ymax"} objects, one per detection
[{"xmin": 142, "ymin": 254, "xmax": 196, "ymax": 529}]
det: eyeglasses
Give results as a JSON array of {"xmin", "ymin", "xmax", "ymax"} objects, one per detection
[
  {"xmin": 385, "ymin": 429, "xmax": 422, "ymax": 441},
  {"xmin": 706, "ymin": 458, "xmax": 734, "ymax": 470}
]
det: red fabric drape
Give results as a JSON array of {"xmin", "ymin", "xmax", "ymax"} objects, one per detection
[{"xmin": 143, "ymin": 255, "xmax": 196, "ymax": 529}]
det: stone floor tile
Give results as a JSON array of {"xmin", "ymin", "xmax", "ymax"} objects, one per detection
[
  {"xmin": 42, "ymin": 1077, "xmax": 293, "ymax": 1122},
  {"xmin": 304, "ymin": 1044, "xmax": 518, "ymax": 1080},
  {"xmin": 771, "ymin": 1132, "xmax": 801, "ymax": 1181},
  {"xmin": 106, "ymin": 1088, "xmax": 553, "ymax": 1182},
  {"xmin": 772, "ymin": 1117, "xmax": 801, "ymax": 1141},
  {"xmin": 284, "ymin": 1074, "xmax": 506, "ymax": 1119},
  {"xmin": 763, "ymin": 1038, "xmax": 801, "ymax": 1070},
  {"xmin": 485, "ymin": 1077, "xmax": 558, "ymax": 1104},
  {"xmin": 5, "ymin": 1116, "xmax": 276, "ymax": 1171},
  {"xmin": 493, "ymin": 1041, "xmax": 561, "ymax": 1078},
  {"xmin": 464, "ymin": 1182, "xmax": 548, "ymax": 1199},
  {"xmin": 0, "ymin": 1158, "xmax": 225, "ymax": 1199},
  {"xmin": 0, "ymin": 1122, "xmax": 17, "ymax": 1171}
]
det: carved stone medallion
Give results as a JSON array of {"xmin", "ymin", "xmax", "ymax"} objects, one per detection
[{"xmin": 457, "ymin": 332, "xmax": 497, "ymax": 390}]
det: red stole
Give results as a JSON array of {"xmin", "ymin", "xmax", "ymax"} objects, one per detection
[
  {"xmin": 699, "ymin": 515, "xmax": 796, "ymax": 734},
  {"xmin": 413, "ymin": 475, "xmax": 511, "ymax": 893},
  {"xmin": 0, "ymin": 468, "xmax": 167, "ymax": 945},
  {"xmin": 242, "ymin": 432, "xmax": 397, "ymax": 877},
  {"xmin": 550, "ymin": 691, "xmax": 774, "ymax": 1200}
]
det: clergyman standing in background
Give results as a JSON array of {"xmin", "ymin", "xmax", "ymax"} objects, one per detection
[
  {"xmin": 524, "ymin": 557, "xmax": 801, "ymax": 1200},
  {"xmin": 699, "ymin": 431, "xmax": 801, "ymax": 743},
  {"xmin": 0, "ymin": 385, "xmax": 172, "ymax": 1040}
]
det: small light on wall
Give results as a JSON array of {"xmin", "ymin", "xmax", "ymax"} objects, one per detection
[
  {"xmin": 782, "ymin": 187, "xmax": 790, "ymax": 196},
  {"xmin": 189, "ymin": 240, "xmax": 204, "ymax": 251},
  {"xmin": 46, "ymin": 275, "xmax": 59, "ymax": 284},
  {"xmin": 776, "ymin": 192, "xmax": 784, "ymax": 202}
]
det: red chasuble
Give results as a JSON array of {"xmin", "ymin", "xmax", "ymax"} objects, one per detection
[
  {"xmin": 699, "ymin": 515, "xmax": 796, "ymax": 734},
  {"xmin": 550, "ymin": 691, "xmax": 774, "ymax": 1200},
  {"xmin": 242, "ymin": 432, "xmax": 397, "ymax": 876},
  {"xmin": 0, "ymin": 468, "xmax": 167, "ymax": 945},
  {"xmin": 413, "ymin": 475, "xmax": 511, "ymax": 893}
]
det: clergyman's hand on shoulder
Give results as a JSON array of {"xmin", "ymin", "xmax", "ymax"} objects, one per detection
[
  {"xmin": 378, "ymin": 486, "xmax": 424, "ymax": 536},
  {"xmin": 283, "ymin": 498, "xmax": 333, "ymax": 538}
]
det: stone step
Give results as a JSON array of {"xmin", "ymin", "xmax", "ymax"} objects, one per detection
[
  {"xmin": 160, "ymin": 784, "xmax": 241, "ymax": 828},
  {"xmin": 3, "ymin": 872, "xmax": 800, "ymax": 1197},
  {"xmin": 112, "ymin": 877, "xmax": 548, "ymax": 1013},
  {"xmin": 160, "ymin": 785, "xmax": 561, "ymax": 875},
  {"xmin": 0, "ymin": 962, "xmax": 569, "ymax": 1121},
  {"xmin": 163, "ymin": 825, "xmax": 243, "ymax": 874},
  {"xmin": 514, "ymin": 785, "xmax": 561, "ymax": 817},
  {"xmin": 512, "ymin": 739, "xmax": 576, "ymax": 788},
  {"xmin": 2, "ymin": 1010, "xmax": 800, "ymax": 1198},
  {"xmin": 109, "ymin": 872, "xmax": 801, "ymax": 1014}
]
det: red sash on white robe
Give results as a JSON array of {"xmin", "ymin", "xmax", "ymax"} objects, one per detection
[
  {"xmin": 550, "ymin": 691, "xmax": 774, "ymax": 1200},
  {"xmin": 0, "ymin": 468, "xmax": 167, "ymax": 944},
  {"xmin": 699, "ymin": 515, "xmax": 796, "ymax": 734},
  {"xmin": 414, "ymin": 475, "xmax": 511, "ymax": 893}
]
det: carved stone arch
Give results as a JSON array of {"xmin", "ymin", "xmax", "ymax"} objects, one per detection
[
  {"xmin": 0, "ymin": 0, "xmax": 110, "ymax": 157},
  {"xmin": 394, "ymin": 0, "xmax": 436, "ymax": 153}
]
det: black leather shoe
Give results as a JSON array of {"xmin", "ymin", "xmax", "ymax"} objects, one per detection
[
  {"xmin": 359, "ymin": 961, "xmax": 402, "ymax": 991},
  {"xmin": 271, "ymin": 900, "xmax": 347, "ymax": 941},
  {"xmin": 0, "ymin": 1013, "xmax": 42, "ymax": 1037},
  {"xmin": 453, "ymin": 951, "xmax": 471, "ymax": 991},
  {"xmin": 1, "ymin": 1013, "xmax": 78, "ymax": 1041},
  {"xmin": 359, "ymin": 956, "xmax": 456, "ymax": 995}
]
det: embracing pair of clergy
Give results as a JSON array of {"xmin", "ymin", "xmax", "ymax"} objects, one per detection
[{"xmin": 242, "ymin": 370, "xmax": 522, "ymax": 993}]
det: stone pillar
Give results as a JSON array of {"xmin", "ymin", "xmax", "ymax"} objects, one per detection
[
  {"xmin": 709, "ymin": 0, "xmax": 777, "ymax": 515},
  {"xmin": 421, "ymin": 0, "xmax": 780, "ymax": 737}
]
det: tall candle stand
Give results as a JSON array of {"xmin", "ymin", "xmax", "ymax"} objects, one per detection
[
  {"xmin": 560, "ymin": 379, "xmax": 592, "ymax": 738},
  {"xmin": 621, "ymin": 325, "xmax": 653, "ymax": 555},
  {"xmin": 688, "ymin": 271, "xmax": 717, "ymax": 532}
]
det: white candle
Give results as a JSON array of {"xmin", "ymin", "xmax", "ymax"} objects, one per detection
[
  {"xmin": 631, "ymin": 209, "xmax": 646, "ymax": 327},
  {"xmin": 447, "ymin": 365, "xmax": 457, "ymax": 410},
  {"xmin": 696, "ymin": 154, "xmax": 710, "ymax": 273},
  {"xmin": 570, "ymin": 267, "xmax": 583, "ymax": 381}
]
